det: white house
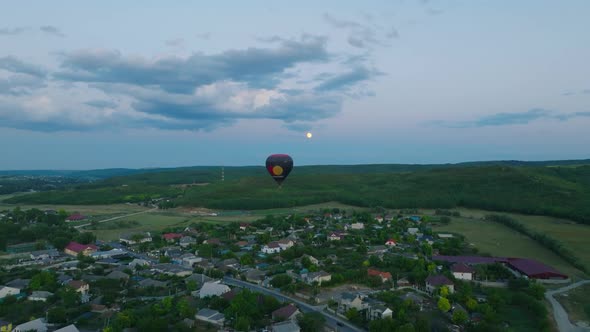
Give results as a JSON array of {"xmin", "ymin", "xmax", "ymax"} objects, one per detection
[
  {"xmin": 199, "ymin": 281, "xmax": 231, "ymax": 299},
  {"xmin": 271, "ymin": 320, "xmax": 301, "ymax": 332},
  {"xmin": 261, "ymin": 242, "xmax": 282, "ymax": 254},
  {"xmin": 451, "ymin": 263, "xmax": 475, "ymax": 281},
  {"xmin": 328, "ymin": 232, "xmax": 344, "ymax": 241},
  {"xmin": 12, "ymin": 318, "xmax": 47, "ymax": 332},
  {"xmin": 407, "ymin": 228, "xmax": 419, "ymax": 235},
  {"xmin": 119, "ymin": 232, "xmax": 152, "ymax": 245},
  {"xmin": 54, "ymin": 325, "xmax": 80, "ymax": 332},
  {"xmin": 278, "ymin": 239, "xmax": 294, "ymax": 250},
  {"xmin": 304, "ymin": 271, "xmax": 332, "ymax": 285},
  {"xmin": 28, "ymin": 291, "xmax": 53, "ymax": 302},
  {"xmin": 348, "ymin": 223, "xmax": 365, "ymax": 230},
  {"xmin": 0, "ymin": 285, "xmax": 19, "ymax": 299},
  {"xmin": 180, "ymin": 253, "xmax": 202, "ymax": 267}
]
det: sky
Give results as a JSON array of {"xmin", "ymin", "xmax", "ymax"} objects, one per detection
[{"xmin": 1, "ymin": 0, "xmax": 589, "ymax": 169}]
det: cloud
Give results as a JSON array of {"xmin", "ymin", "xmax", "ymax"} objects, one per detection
[
  {"xmin": 40, "ymin": 25, "xmax": 65, "ymax": 37},
  {"xmin": 436, "ymin": 108, "xmax": 590, "ymax": 128},
  {"xmin": 165, "ymin": 38, "xmax": 184, "ymax": 47},
  {"xmin": 84, "ymin": 99, "xmax": 117, "ymax": 109},
  {"xmin": 0, "ymin": 56, "xmax": 47, "ymax": 77},
  {"xmin": 0, "ymin": 27, "xmax": 27, "ymax": 35},
  {"xmin": 323, "ymin": 13, "xmax": 396, "ymax": 49},
  {"xmin": 582, "ymin": 89, "xmax": 590, "ymax": 94},
  {"xmin": 0, "ymin": 74, "xmax": 47, "ymax": 95},
  {"xmin": 282, "ymin": 122, "xmax": 313, "ymax": 132},
  {"xmin": 426, "ymin": 8, "xmax": 444, "ymax": 15},
  {"xmin": 315, "ymin": 66, "xmax": 377, "ymax": 91},
  {"xmin": 0, "ymin": 33, "xmax": 377, "ymax": 132},
  {"xmin": 56, "ymin": 35, "xmax": 329, "ymax": 93},
  {"xmin": 196, "ymin": 32, "xmax": 210, "ymax": 40}
]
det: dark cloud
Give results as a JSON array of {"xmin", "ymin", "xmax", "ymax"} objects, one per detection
[
  {"xmin": 40, "ymin": 25, "xmax": 65, "ymax": 37},
  {"xmin": 0, "ymin": 56, "xmax": 47, "ymax": 77},
  {"xmin": 56, "ymin": 35, "xmax": 329, "ymax": 93},
  {"xmin": 0, "ymin": 27, "xmax": 27, "ymax": 35},
  {"xmin": 436, "ymin": 108, "xmax": 590, "ymax": 128},
  {"xmin": 315, "ymin": 66, "xmax": 376, "ymax": 91},
  {"xmin": 0, "ymin": 74, "xmax": 46, "ymax": 95},
  {"xmin": 582, "ymin": 89, "xmax": 590, "ymax": 94},
  {"xmin": 85, "ymin": 100, "xmax": 118, "ymax": 109},
  {"xmin": 283, "ymin": 122, "xmax": 313, "ymax": 132}
]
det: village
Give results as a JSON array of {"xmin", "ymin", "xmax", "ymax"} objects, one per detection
[{"xmin": 0, "ymin": 208, "xmax": 566, "ymax": 332}]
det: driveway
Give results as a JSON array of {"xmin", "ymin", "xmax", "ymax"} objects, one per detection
[{"xmin": 545, "ymin": 280, "xmax": 590, "ymax": 332}]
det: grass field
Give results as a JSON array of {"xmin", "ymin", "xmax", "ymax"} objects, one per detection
[
  {"xmin": 556, "ymin": 284, "xmax": 590, "ymax": 325},
  {"xmin": 431, "ymin": 215, "xmax": 586, "ymax": 278},
  {"xmin": 87, "ymin": 213, "xmax": 193, "ymax": 241},
  {"xmin": 426, "ymin": 208, "xmax": 590, "ymax": 273}
]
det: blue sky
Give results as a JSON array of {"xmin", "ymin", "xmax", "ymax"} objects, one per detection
[{"xmin": 0, "ymin": 0, "xmax": 589, "ymax": 169}]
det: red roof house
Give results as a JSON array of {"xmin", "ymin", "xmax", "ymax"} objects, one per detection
[
  {"xmin": 272, "ymin": 304, "xmax": 300, "ymax": 321},
  {"xmin": 66, "ymin": 213, "xmax": 86, "ymax": 222},
  {"xmin": 385, "ymin": 239, "xmax": 397, "ymax": 247},
  {"xmin": 368, "ymin": 268, "xmax": 393, "ymax": 282},
  {"xmin": 64, "ymin": 242, "xmax": 98, "ymax": 256},
  {"xmin": 163, "ymin": 233, "xmax": 183, "ymax": 242}
]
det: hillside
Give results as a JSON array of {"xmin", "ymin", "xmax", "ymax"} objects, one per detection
[{"xmin": 4, "ymin": 162, "xmax": 590, "ymax": 224}]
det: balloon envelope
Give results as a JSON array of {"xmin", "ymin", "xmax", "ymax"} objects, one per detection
[{"xmin": 266, "ymin": 154, "xmax": 293, "ymax": 185}]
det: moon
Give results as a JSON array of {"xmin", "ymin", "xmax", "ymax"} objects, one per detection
[{"xmin": 306, "ymin": 132, "xmax": 313, "ymax": 139}]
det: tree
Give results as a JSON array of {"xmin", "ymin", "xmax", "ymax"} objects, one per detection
[
  {"xmin": 76, "ymin": 232, "xmax": 96, "ymax": 244},
  {"xmin": 47, "ymin": 307, "xmax": 67, "ymax": 323},
  {"xmin": 414, "ymin": 316, "xmax": 431, "ymax": 332},
  {"xmin": 270, "ymin": 274, "xmax": 292, "ymax": 288},
  {"xmin": 239, "ymin": 253, "xmax": 254, "ymax": 266},
  {"xmin": 369, "ymin": 318, "xmax": 397, "ymax": 332},
  {"xmin": 59, "ymin": 286, "xmax": 80, "ymax": 307},
  {"xmin": 235, "ymin": 316, "xmax": 250, "ymax": 331},
  {"xmin": 437, "ymin": 297, "xmax": 451, "ymax": 312},
  {"xmin": 30, "ymin": 271, "xmax": 58, "ymax": 291},
  {"xmin": 298, "ymin": 312, "xmax": 326, "ymax": 332},
  {"xmin": 452, "ymin": 309, "xmax": 468, "ymax": 325},
  {"xmin": 345, "ymin": 308, "xmax": 362, "ymax": 324},
  {"xmin": 440, "ymin": 285, "xmax": 449, "ymax": 297},
  {"xmin": 178, "ymin": 298, "xmax": 195, "ymax": 318},
  {"xmin": 398, "ymin": 323, "xmax": 415, "ymax": 332},
  {"xmin": 466, "ymin": 298, "xmax": 478, "ymax": 311}
]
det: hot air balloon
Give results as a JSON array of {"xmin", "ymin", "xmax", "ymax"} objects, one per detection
[{"xmin": 266, "ymin": 154, "xmax": 293, "ymax": 186}]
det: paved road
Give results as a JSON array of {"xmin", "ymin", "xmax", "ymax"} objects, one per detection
[
  {"xmin": 75, "ymin": 207, "xmax": 158, "ymax": 229},
  {"xmin": 545, "ymin": 280, "xmax": 590, "ymax": 332},
  {"xmin": 224, "ymin": 276, "xmax": 366, "ymax": 332}
]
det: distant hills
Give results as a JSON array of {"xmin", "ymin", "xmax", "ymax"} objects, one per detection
[{"xmin": 3, "ymin": 159, "xmax": 590, "ymax": 225}]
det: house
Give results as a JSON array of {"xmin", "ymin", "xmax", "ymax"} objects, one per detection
[
  {"xmin": 199, "ymin": 281, "xmax": 231, "ymax": 298},
  {"xmin": 129, "ymin": 258, "xmax": 151, "ymax": 269},
  {"xmin": 278, "ymin": 239, "xmax": 295, "ymax": 250},
  {"xmin": 261, "ymin": 242, "xmax": 282, "ymax": 254},
  {"xmin": 90, "ymin": 248, "xmax": 127, "ymax": 260},
  {"xmin": 425, "ymin": 275, "xmax": 454, "ymax": 294},
  {"xmin": 328, "ymin": 232, "xmax": 344, "ymax": 241},
  {"xmin": 271, "ymin": 320, "xmax": 301, "ymax": 332},
  {"xmin": 203, "ymin": 238, "xmax": 221, "ymax": 246},
  {"xmin": 195, "ymin": 308, "xmax": 225, "ymax": 326},
  {"xmin": 368, "ymin": 303, "xmax": 393, "ymax": 321},
  {"xmin": 407, "ymin": 228, "xmax": 419, "ymax": 235},
  {"xmin": 164, "ymin": 247, "xmax": 183, "ymax": 259},
  {"xmin": 66, "ymin": 214, "xmax": 86, "ymax": 222},
  {"xmin": 119, "ymin": 232, "xmax": 152, "ymax": 245},
  {"xmin": 30, "ymin": 249, "xmax": 60, "ymax": 261},
  {"xmin": 239, "ymin": 223, "xmax": 250, "ymax": 231},
  {"xmin": 57, "ymin": 274, "xmax": 73, "ymax": 286},
  {"xmin": 0, "ymin": 286, "xmax": 20, "ymax": 299},
  {"xmin": 54, "ymin": 325, "xmax": 80, "ymax": 332},
  {"xmin": 348, "ymin": 223, "xmax": 365, "ymax": 230},
  {"xmin": 272, "ymin": 304, "xmax": 300, "ymax": 321},
  {"xmin": 0, "ymin": 320, "xmax": 11, "ymax": 332},
  {"xmin": 339, "ymin": 292, "xmax": 368, "ymax": 313},
  {"xmin": 301, "ymin": 254, "xmax": 319, "ymax": 266},
  {"xmin": 106, "ymin": 270, "xmax": 130, "ymax": 281},
  {"xmin": 374, "ymin": 215, "xmax": 384, "ymax": 223},
  {"xmin": 152, "ymin": 263, "xmax": 193, "ymax": 277},
  {"xmin": 367, "ymin": 268, "xmax": 392, "ymax": 283},
  {"xmin": 162, "ymin": 233, "xmax": 183, "ymax": 242},
  {"xmin": 11, "ymin": 318, "xmax": 47, "ymax": 332},
  {"xmin": 180, "ymin": 253, "xmax": 202, "ymax": 267},
  {"xmin": 304, "ymin": 271, "xmax": 331, "ymax": 285},
  {"xmin": 64, "ymin": 242, "xmax": 98, "ymax": 257},
  {"xmin": 28, "ymin": 291, "xmax": 53, "ymax": 302},
  {"xmin": 385, "ymin": 239, "xmax": 397, "ymax": 247},
  {"xmin": 179, "ymin": 236, "xmax": 196, "ymax": 248},
  {"xmin": 451, "ymin": 263, "xmax": 475, "ymax": 281},
  {"xmin": 396, "ymin": 278, "xmax": 412, "ymax": 288},
  {"xmin": 138, "ymin": 278, "xmax": 167, "ymax": 289},
  {"xmin": 67, "ymin": 280, "xmax": 90, "ymax": 302},
  {"xmin": 245, "ymin": 269, "xmax": 266, "ymax": 284},
  {"xmin": 5, "ymin": 278, "xmax": 29, "ymax": 291},
  {"xmin": 185, "ymin": 274, "xmax": 213, "ymax": 289}
]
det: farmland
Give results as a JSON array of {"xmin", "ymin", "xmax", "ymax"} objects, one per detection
[{"xmin": 556, "ymin": 284, "xmax": 590, "ymax": 325}]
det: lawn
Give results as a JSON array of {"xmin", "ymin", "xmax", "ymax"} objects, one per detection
[
  {"xmin": 87, "ymin": 213, "xmax": 192, "ymax": 241},
  {"xmin": 556, "ymin": 284, "xmax": 590, "ymax": 325},
  {"xmin": 430, "ymin": 208, "xmax": 590, "ymax": 273},
  {"xmin": 431, "ymin": 215, "xmax": 585, "ymax": 278}
]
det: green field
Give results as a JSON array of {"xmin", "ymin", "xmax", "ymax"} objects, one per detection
[
  {"xmin": 87, "ymin": 213, "xmax": 192, "ymax": 241},
  {"xmin": 431, "ymin": 214, "xmax": 586, "ymax": 278},
  {"xmin": 556, "ymin": 284, "xmax": 590, "ymax": 324},
  {"xmin": 428, "ymin": 208, "xmax": 590, "ymax": 273}
]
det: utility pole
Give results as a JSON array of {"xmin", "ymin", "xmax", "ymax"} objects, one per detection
[{"xmin": 221, "ymin": 166, "xmax": 225, "ymax": 182}]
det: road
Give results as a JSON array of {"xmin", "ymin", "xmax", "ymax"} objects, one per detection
[
  {"xmin": 545, "ymin": 280, "xmax": 590, "ymax": 332},
  {"xmin": 75, "ymin": 207, "xmax": 158, "ymax": 229},
  {"xmin": 223, "ymin": 276, "xmax": 366, "ymax": 332}
]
